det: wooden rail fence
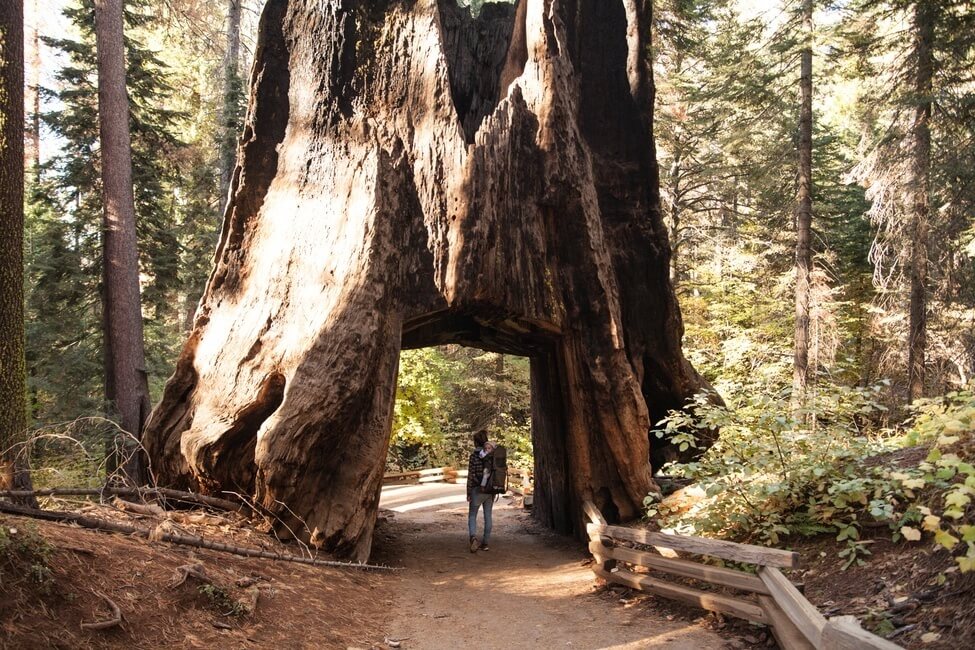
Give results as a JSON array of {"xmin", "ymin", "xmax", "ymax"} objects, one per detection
[
  {"xmin": 582, "ymin": 500, "xmax": 902, "ymax": 650},
  {"xmin": 382, "ymin": 466, "xmax": 534, "ymax": 491},
  {"xmin": 381, "ymin": 467, "xmax": 461, "ymax": 485}
]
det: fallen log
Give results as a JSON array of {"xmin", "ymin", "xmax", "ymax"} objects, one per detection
[
  {"xmin": 0, "ymin": 487, "xmax": 246, "ymax": 513},
  {"xmin": 0, "ymin": 501, "xmax": 398, "ymax": 572}
]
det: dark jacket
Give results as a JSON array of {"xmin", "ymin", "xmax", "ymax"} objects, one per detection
[{"xmin": 467, "ymin": 448, "xmax": 485, "ymax": 492}]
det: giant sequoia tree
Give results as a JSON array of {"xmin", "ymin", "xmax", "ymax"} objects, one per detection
[{"xmin": 144, "ymin": 0, "xmax": 711, "ymax": 561}]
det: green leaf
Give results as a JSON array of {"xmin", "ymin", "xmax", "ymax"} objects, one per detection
[{"xmin": 934, "ymin": 529, "xmax": 959, "ymax": 550}]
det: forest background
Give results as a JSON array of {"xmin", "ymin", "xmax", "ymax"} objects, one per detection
[{"xmin": 9, "ymin": 0, "xmax": 975, "ymax": 571}]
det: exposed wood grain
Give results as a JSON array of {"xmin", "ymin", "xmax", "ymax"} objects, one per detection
[
  {"xmin": 593, "ymin": 566, "xmax": 767, "ymax": 625},
  {"xmin": 588, "ymin": 523, "xmax": 800, "ymax": 569},
  {"xmin": 758, "ymin": 567, "xmax": 825, "ymax": 646},
  {"xmin": 142, "ymin": 0, "xmax": 713, "ymax": 561},
  {"xmin": 758, "ymin": 595, "xmax": 816, "ymax": 650},
  {"xmin": 821, "ymin": 616, "xmax": 903, "ymax": 650},
  {"xmin": 587, "ymin": 541, "xmax": 769, "ymax": 594}
]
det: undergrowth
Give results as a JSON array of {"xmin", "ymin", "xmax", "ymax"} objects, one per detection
[
  {"xmin": 649, "ymin": 383, "xmax": 975, "ymax": 571},
  {"xmin": 0, "ymin": 520, "xmax": 55, "ymax": 593}
]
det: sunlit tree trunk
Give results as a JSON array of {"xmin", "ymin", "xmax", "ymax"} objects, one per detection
[
  {"xmin": 793, "ymin": 0, "xmax": 813, "ymax": 403},
  {"xmin": 0, "ymin": 0, "xmax": 36, "ymax": 500},
  {"xmin": 907, "ymin": 1, "xmax": 932, "ymax": 403},
  {"xmin": 94, "ymin": 0, "xmax": 151, "ymax": 480}
]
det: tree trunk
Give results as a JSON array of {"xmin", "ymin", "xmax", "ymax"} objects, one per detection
[
  {"xmin": 793, "ymin": 0, "xmax": 813, "ymax": 402},
  {"xmin": 0, "ymin": 0, "xmax": 36, "ymax": 499},
  {"xmin": 144, "ymin": 0, "xmax": 713, "ymax": 561},
  {"xmin": 218, "ymin": 0, "xmax": 243, "ymax": 203},
  {"xmin": 907, "ymin": 1, "xmax": 932, "ymax": 403},
  {"xmin": 94, "ymin": 0, "xmax": 151, "ymax": 480}
]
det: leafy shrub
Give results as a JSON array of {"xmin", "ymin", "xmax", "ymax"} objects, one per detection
[
  {"xmin": 0, "ymin": 521, "xmax": 55, "ymax": 592},
  {"xmin": 649, "ymin": 383, "xmax": 975, "ymax": 571}
]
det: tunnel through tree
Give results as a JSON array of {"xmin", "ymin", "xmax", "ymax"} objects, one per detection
[{"xmin": 143, "ymin": 0, "xmax": 713, "ymax": 561}]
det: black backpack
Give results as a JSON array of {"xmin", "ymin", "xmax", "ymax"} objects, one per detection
[{"xmin": 480, "ymin": 445, "xmax": 508, "ymax": 495}]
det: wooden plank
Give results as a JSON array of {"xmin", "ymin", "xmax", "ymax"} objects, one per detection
[
  {"xmin": 758, "ymin": 567, "xmax": 825, "ymax": 647},
  {"xmin": 418, "ymin": 473, "xmax": 444, "ymax": 481},
  {"xmin": 593, "ymin": 566, "xmax": 768, "ymax": 625},
  {"xmin": 418, "ymin": 466, "xmax": 453, "ymax": 476},
  {"xmin": 382, "ymin": 471, "xmax": 421, "ymax": 481},
  {"xmin": 586, "ymin": 523, "xmax": 801, "ymax": 569},
  {"xmin": 588, "ymin": 541, "xmax": 769, "ymax": 594},
  {"xmin": 758, "ymin": 595, "xmax": 816, "ymax": 650},
  {"xmin": 820, "ymin": 616, "xmax": 903, "ymax": 650},
  {"xmin": 581, "ymin": 500, "xmax": 607, "ymax": 526}
]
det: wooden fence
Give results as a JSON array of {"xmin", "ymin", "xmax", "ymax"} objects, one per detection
[
  {"xmin": 381, "ymin": 467, "xmax": 460, "ymax": 485},
  {"xmin": 582, "ymin": 501, "xmax": 902, "ymax": 650}
]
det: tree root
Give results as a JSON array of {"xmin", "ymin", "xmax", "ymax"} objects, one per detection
[
  {"xmin": 0, "ymin": 501, "xmax": 400, "ymax": 571},
  {"xmin": 81, "ymin": 591, "xmax": 122, "ymax": 631},
  {"xmin": 0, "ymin": 486, "xmax": 246, "ymax": 513}
]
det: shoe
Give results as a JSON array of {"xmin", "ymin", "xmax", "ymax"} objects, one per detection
[
  {"xmin": 480, "ymin": 544, "xmax": 490, "ymax": 551},
  {"xmin": 469, "ymin": 536, "xmax": 480, "ymax": 553}
]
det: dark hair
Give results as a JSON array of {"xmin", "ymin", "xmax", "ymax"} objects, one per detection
[{"xmin": 473, "ymin": 429, "xmax": 488, "ymax": 447}]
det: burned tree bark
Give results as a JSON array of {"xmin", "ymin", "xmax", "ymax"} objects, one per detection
[{"xmin": 144, "ymin": 0, "xmax": 712, "ymax": 561}]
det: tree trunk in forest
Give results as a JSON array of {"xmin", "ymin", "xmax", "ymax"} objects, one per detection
[
  {"xmin": 907, "ymin": 2, "xmax": 932, "ymax": 404},
  {"xmin": 218, "ymin": 0, "xmax": 243, "ymax": 203},
  {"xmin": 0, "ymin": 0, "xmax": 36, "ymax": 499},
  {"xmin": 793, "ymin": 0, "xmax": 813, "ymax": 402},
  {"xmin": 94, "ymin": 0, "xmax": 151, "ymax": 480},
  {"xmin": 144, "ymin": 0, "xmax": 713, "ymax": 562}
]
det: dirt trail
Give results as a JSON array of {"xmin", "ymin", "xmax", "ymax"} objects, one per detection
[{"xmin": 375, "ymin": 484, "xmax": 729, "ymax": 650}]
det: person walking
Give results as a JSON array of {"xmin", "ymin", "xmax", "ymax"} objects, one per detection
[{"xmin": 467, "ymin": 429, "xmax": 494, "ymax": 552}]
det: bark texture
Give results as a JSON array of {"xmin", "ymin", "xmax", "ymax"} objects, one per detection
[
  {"xmin": 0, "ymin": 0, "xmax": 35, "ymax": 497},
  {"xmin": 793, "ymin": 0, "xmax": 813, "ymax": 400},
  {"xmin": 144, "ymin": 0, "xmax": 712, "ymax": 561},
  {"xmin": 908, "ymin": 1, "xmax": 932, "ymax": 403},
  {"xmin": 94, "ymin": 0, "xmax": 151, "ymax": 477}
]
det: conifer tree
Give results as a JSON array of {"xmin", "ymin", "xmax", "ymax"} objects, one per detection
[{"xmin": 28, "ymin": 0, "xmax": 183, "ymax": 433}]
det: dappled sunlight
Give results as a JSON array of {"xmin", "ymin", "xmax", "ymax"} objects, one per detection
[
  {"xmin": 382, "ymin": 484, "xmax": 725, "ymax": 648},
  {"xmin": 387, "ymin": 494, "xmax": 468, "ymax": 513}
]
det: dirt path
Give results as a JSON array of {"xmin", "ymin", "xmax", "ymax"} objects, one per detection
[{"xmin": 375, "ymin": 484, "xmax": 730, "ymax": 650}]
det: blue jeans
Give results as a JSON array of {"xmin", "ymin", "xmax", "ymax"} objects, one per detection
[{"xmin": 468, "ymin": 488, "xmax": 493, "ymax": 543}]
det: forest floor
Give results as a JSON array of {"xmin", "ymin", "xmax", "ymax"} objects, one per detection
[
  {"xmin": 0, "ymin": 485, "xmax": 740, "ymax": 650},
  {"xmin": 3, "ymin": 483, "xmax": 969, "ymax": 649}
]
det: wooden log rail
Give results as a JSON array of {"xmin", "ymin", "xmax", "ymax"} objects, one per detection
[
  {"xmin": 381, "ymin": 467, "xmax": 459, "ymax": 485},
  {"xmin": 581, "ymin": 500, "xmax": 902, "ymax": 650}
]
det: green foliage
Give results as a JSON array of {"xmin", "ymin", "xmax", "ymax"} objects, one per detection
[
  {"xmin": 26, "ymin": 0, "xmax": 222, "ymax": 425},
  {"xmin": 198, "ymin": 583, "xmax": 246, "ymax": 617},
  {"xmin": 0, "ymin": 521, "xmax": 55, "ymax": 593},
  {"xmin": 390, "ymin": 346, "xmax": 532, "ymax": 470},
  {"xmin": 650, "ymin": 384, "xmax": 975, "ymax": 571}
]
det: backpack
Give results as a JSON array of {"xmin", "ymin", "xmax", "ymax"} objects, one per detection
[{"xmin": 480, "ymin": 445, "xmax": 508, "ymax": 495}]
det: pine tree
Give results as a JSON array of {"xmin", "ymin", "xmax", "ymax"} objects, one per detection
[
  {"xmin": 848, "ymin": 0, "xmax": 975, "ymax": 399},
  {"xmin": 28, "ymin": 0, "xmax": 184, "ymax": 432}
]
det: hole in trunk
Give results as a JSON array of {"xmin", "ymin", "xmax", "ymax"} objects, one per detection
[
  {"xmin": 438, "ymin": 0, "xmax": 525, "ymax": 143},
  {"xmin": 204, "ymin": 372, "xmax": 286, "ymax": 495}
]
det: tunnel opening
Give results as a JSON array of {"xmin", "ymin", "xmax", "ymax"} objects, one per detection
[{"xmin": 392, "ymin": 311, "xmax": 576, "ymax": 536}]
